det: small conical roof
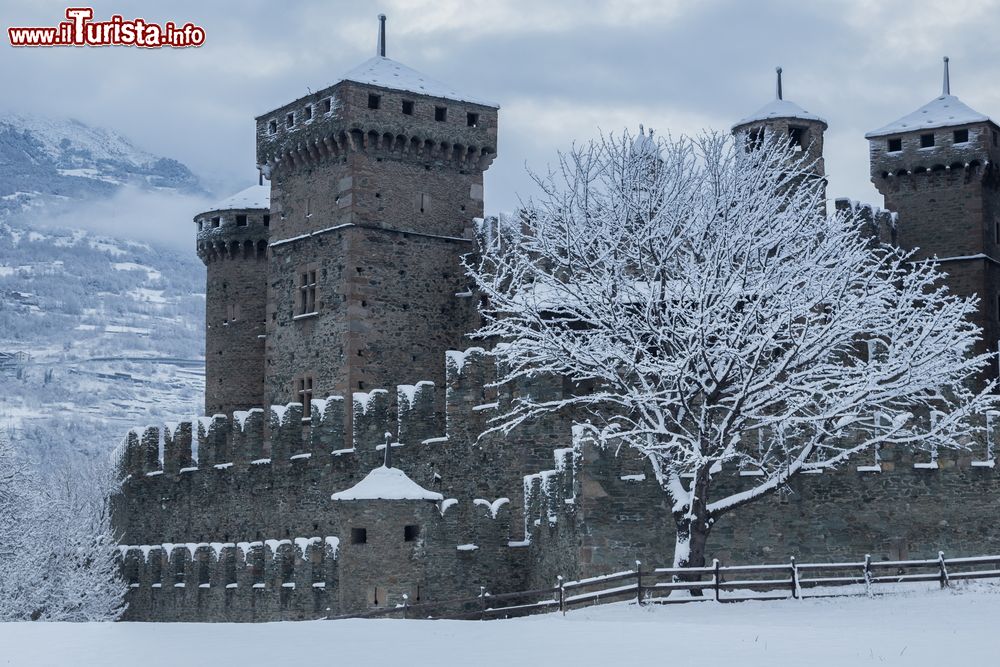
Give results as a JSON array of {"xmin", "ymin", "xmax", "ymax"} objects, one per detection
[
  {"xmin": 330, "ymin": 465, "xmax": 443, "ymax": 501},
  {"xmin": 207, "ymin": 184, "xmax": 270, "ymax": 212},
  {"xmin": 865, "ymin": 94, "xmax": 991, "ymax": 138},
  {"xmin": 866, "ymin": 57, "xmax": 992, "ymax": 138},
  {"xmin": 733, "ymin": 66, "xmax": 827, "ymax": 130},
  {"xmin": 339, "ymin": 56, "xmax": 499, "ymax": 108}
]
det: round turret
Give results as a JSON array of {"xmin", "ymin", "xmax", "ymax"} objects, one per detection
[
  {"xmin": 196, "ymin": 184, "xmax": 271, "ymax": 416},
  {"xmin": 732, "ymin": 67, "xmax": 827, "ymax": 181}
]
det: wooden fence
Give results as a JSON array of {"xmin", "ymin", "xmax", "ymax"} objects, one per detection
[{"xmin": 328, "ymin": 552, "xmax": 1000, "ymax": 621}]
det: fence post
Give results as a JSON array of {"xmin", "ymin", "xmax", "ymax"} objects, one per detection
[
  {"xmin": 790, "ymin": 556, "xmax": 799, "ymax": 600},
  {"xmin": 864, "ymin": 554, "xmax": 872, "ymax": 598},
  {"xmin": 713, "ymin": 558, "xmax": 721, "ymax": 602},
  {"xmin": 480, "ymin": 585, "xmax": 487, "ymax": 620},
  {"xmin": 401, "ymin": 593, "xmax": 409, "ymax": 620},
  {"xmin": 938, "ymin": 551, "xmax": 949, "ymax": 589},
  {"xmin": 636, "ymin": 560, "xmax": 644, "ymax": 605},
  {"xmin": 557, "ymin": 576, "xmax": 565, "ymax": 615}
]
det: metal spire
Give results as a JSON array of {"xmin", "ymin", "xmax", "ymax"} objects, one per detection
[
  {"xmin": 776, "ymin": 66, "xmax": 783, "ymax": 100},
  {"xmin": 377, "ymin": 14, "xmax": 386, "ymax": 57},
  {"xmin": 943, "ymin": 56, "xmax": 950, "ymax": 95}
]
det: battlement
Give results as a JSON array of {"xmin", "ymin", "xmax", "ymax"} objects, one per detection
[
  {"xmin": 255, "ymin": 80, "xmax": 498, "ymax": 179},
  {"xmin": 834, "ymin": 198, "xmax": 898, "ymax": 246},
  {"xmin": 195, "ymin": 208, "xmax": 270, "ymax": 264}
]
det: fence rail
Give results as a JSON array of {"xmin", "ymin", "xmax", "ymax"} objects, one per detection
[{"xmin": 328, "ymin": 551, "xmax": 1000, "ymax": 621}]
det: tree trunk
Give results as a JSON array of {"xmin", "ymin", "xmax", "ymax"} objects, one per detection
[{"xmin": 671, "ymin": 464, "xmax": 713, "ymax": 595}]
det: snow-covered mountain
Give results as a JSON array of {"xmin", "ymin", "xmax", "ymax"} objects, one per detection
[
  {"xmin": 0, "ymin": 114, "xmax": 208, "ymax": 464},
  {"xmin": 0, "ymin": 113, "xmax": 205, "ymax": 219}
]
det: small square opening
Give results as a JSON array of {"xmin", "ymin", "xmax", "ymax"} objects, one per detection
[
  {"xmin": 303, "ymin": 105, "xmax": 312, "ymax": 121},
  {"xmin": 404, "ymin": 525, "xmax": 420, "ymax": 542},
  {"xmin": 467, "ymin": 112, "xmax": 479, "ymax": 128},
  {"xmin": 268, "ymin": 119, "xmax": 277, "ymax": 134},
  {"xmin": 402, "ymin": 100, "xmax": 414, "ymax": 115},
  {"xmin": 351, "ymin": 528, "xmax": 367, "ymax": 545},
  {"xmin": 286, "ymin": 112, "xmax": 295, "ymax": 129},
  {"xmin": 211, "ymin": 216, "xmax": 221, "ymax": 229},
  {"xmin": 953, "ymin": 129, "xmax": 969, "ymax": 144},
  {"xmin": 235, "ymin": 214, "xmax": 248, "ymax": 227},
  {"xmin": 920, "ymin": 133, "xmax": 935, "ymax": 148},
  {"xmin": 368, "ymin": 94, "xmax": 381, "ymax": 110},
  {"xmin": 887, "ymin": 138, "xmax": 902, "ymax": 152},
  {"xmin": 435, "ymin": 106, "xmax": 447, "ymax": 122}
]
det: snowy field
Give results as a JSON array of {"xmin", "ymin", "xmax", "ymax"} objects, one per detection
[{"xmin": 2, "ymin": 586, "xmax": 999, "ymax": 666}]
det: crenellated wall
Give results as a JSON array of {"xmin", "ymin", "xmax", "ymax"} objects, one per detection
[{"xmin": 113, "ymin": 347, "xmax": 1000, "ymax": 621}]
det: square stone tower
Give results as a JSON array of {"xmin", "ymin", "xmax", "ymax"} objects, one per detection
[
  {"xmin": 867, "ymin": 58, "xmax": 1000, "ymax": 377},
  {"xmin": 254, "ymin": 16, "xmax": 498, "ymax": 413}
]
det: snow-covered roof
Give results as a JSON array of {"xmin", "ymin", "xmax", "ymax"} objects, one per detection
[
  {"xmin": 733, "ymin": 99, "xmax": 827, "ymax": 129},
  {"xmin": 865, "ymin": 95, "xmax": 992, "ymax": 139},
  {"xmin": 208, "ymin": 184, "xmax": 270, "ymax": 212},
  {"xmin": 330, "ymin": 465, "xmax": 444, "ymax": 502},
  {"xmin": 339, "ymin": 56, "xmax": 499, "ymax": 108}
]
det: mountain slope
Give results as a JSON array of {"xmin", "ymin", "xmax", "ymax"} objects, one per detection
[{"xmin": 0, "ymin": 114, "xmax": 208, "ymax": 463}]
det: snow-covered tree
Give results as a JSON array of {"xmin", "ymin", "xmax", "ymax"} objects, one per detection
[
  {"xmin": 467, "ymin": 129, "xmax": 998, "ymax": 572},
  {"xmin": 0, "ymin": 434, "xmax": 126, "ymax": 621}
]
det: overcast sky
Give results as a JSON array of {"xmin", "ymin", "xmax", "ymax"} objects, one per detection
[{"xmin": 3, "ymin": 0, "xmax": 1000, "ymax": 247}]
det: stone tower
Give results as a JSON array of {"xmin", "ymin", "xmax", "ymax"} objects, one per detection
[
  {"xmin": 195, "ymin": 185, "xmax": 270, "ymax": 415},
  {"xmin": 866, "ymin": 58, "xmax": 1000, "ymax": 374},
  {"xmin": 254, "ymin": 15, "xmax": 499, "ymax": 416},
  {"xmin": 732, "ymin": 67, "xmax": 827, "ymax": 187}
]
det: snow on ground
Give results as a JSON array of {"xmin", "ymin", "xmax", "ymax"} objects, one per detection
[{"xmin": 1, "ymin": 586, "xmax": 998, "ymax": 666}]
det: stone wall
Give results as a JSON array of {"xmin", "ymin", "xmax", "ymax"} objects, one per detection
[{"xmin": 113, "ymin": 346, "xmax": 1000, "ymax": 621}]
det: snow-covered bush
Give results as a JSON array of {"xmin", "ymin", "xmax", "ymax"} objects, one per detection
[{"xmin": 467, "ymin": 128, "xmax": 998, "ymax": 572}]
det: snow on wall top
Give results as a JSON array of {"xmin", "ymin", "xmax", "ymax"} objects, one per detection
[
  {"xmin": 733, "ymin": 99, "xmax": 827, "ymax": 129},
  {"xmin": 205, "ymin": 184, "xmax": 270, "ymax": 212},
  {"xmin": 865, "ymin": 95, "xmax": 992, "ymax": 138},
  {"xmin": 330, "ymin": 465, "xmax": 444, "ymax": 502},
  {"xmin": 339, "ymin": 56, "xmax": 499, "ymax": 109}
]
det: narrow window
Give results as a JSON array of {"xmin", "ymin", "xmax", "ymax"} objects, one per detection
[
  {"xmin": 211, "ymin": 216, "xmax": 220, "ymax": 228},
  {"xmin": 920, "ymin": 133, "xmax": 935, "ymax": 148},
  {"xmin": 418, "ymin": 193, "xmax": 430, "ymax": 214},
  {"xmin": 235, "ymin": 214, "xmax": 248, "ymax": 227},
  {"xmin": 286, "ymin": 112, "xmax": 295, "ymax": 129},
  {"xmin": 197, "ymin": 221, "xmax": 203, "ymax": 232},
  {"xmin": 954, "ymin": 129, "xmax": 969, "ymax": 144},
  {"xmin": 788, "ymin": 126, "xmax": 805, "ymax": 150},
  {"xmin": 368, "ymin": 94, "xmax": 381, "ymax": 110},
  {"xmin": 351, "ymin": 528, "xmax": 367, "ymax": 545},
  {"xmin": 887, "ymin": 138, "xmax": 902, "ymax": 152},
  {"xmin": 262, "ymin": 214, "xmax": 270, "ymax": 228},
  {"xmin": 268, "ymin": 119, "xmax": 277, "ymax": 134},
  {"xmin": 402, "ymin": 100, "xmax": 414, "ymax": 115},
  {"xmin": 297, "ymin": 375, "xmax": 314, "ymax": 419},
  {"xmin": 746, "ymin": 128, "xmax": 764, "ymax": 152},
  {"xmin": 303, "ymin": 105, "xmax": 313, "ymax": 121},
  {"xmin": 434, "ymin": 106, "xmax": 447, "ymax": 122},
  {"xmin": 995, "ymin": 220, "xmax": 999, "ymax": 243},
  {"xmin": 467, "ymin": 112, "xmax": 479, "ymax": 128},
  {"xmin": 404, "ymin": 525, "xmax": 420, "ymax": 542},
  {"xmin": 323, "ymin": 98, "xmax": 332, "ymax": 114},
  {"xmin": 298, "ymin": 270, "xmax": 317, "ymax": 315}
]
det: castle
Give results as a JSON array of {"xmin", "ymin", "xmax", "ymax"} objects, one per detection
[{"xmin": 112, "ymin": 21, "xmax": 1000, "ymax": 621}]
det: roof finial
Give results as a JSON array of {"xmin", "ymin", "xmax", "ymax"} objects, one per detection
[
  {"xmin": 377, "ymin": 14, "xmax": 386, "ymax": 57},
  {"xmin": 383, "ymin": 432, "xmax": 393, "ymax": 468},
  {"xmin": 943, "ymin": 56, "xmax": 950, "ymax": 95},
  {"xmin": 776, "ymin": 66, "xmax": 783, "ymax": 100}
]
